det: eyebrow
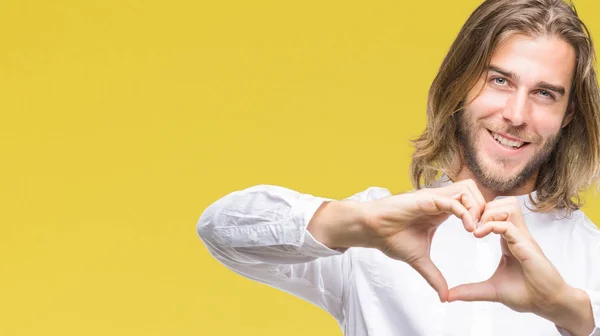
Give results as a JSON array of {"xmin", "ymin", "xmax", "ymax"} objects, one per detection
[{"xmin": 487, "ymin": 65, "xmax": 566, "ymax": 97}]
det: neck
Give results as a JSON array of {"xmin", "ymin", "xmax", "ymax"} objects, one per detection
[{"xmin": 453, "ymin": 166, "xmax": 538, "ymax": 202}]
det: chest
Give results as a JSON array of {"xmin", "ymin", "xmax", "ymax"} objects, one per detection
[{"xmin": 345, "ymin": 217, "xmax": 571, "ymax": 336}]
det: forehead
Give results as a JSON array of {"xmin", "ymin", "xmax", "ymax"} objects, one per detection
[{"xmin": 488, "ymin": 34, "xmax": 576, "ymax": 90}]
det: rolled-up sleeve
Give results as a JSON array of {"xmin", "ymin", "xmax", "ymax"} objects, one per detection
[
  {"xmin": 197, "ymin": 184, "xmax": 389, "ymax": 321},
  {"xmin": 198, "ymin": 185, "xmax": 344, "ymax": 262}
]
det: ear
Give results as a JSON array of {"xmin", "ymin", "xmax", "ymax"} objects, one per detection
[{"xmin": 561, "ymin": 101, "xmax": 575, "ymax": 128}]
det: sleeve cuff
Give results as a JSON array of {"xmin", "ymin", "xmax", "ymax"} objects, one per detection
[{"xmin": 298, "ymin": 196, "xmax": 345, "ymax": 258}]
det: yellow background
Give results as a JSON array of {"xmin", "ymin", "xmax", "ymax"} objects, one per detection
[{"xmin": 1, "ymin": 0, "xmax": 599, "ymax": 335}]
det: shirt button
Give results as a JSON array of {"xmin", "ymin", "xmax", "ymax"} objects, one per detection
[{"xmin": 249, "ymin": 231, "xmax": 258, "ymax": 242}]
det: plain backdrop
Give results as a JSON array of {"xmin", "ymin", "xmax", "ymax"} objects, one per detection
[{"xmin": 1, "ymin": 0, "xmax": 599, "ymax": 335}]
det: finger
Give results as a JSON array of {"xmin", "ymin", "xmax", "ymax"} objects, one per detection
[
  {"xmin": 452, "ymin": 192, "xmax": 477, "ymax": 232},
  {"xmin": 479, "ymin": 205, "xmax": 510, "ymax": 224},
  {"xmin": 473, "ymin": 221, "xmax": 515, "ymax": 241},
  {"xmin": 482, "ymin": 198, "xmax": 528, "ymax": 230},
  {"xmin": 447, "ymin": 280, "xmax": 497, "ymax": 303},
  {"xmin": 411, "ymin": 257, "xmax": 449, "ymax": 302},
  {"xmin": 433, "ymin": 181, "xmax": 485, "ymax": 222},
  {"xmin": 474, "ymin": 220, "xmax": 526, "ymax": 244},
  {"xmin": 473, "ymin": 221, "xmax": 533, "ymax": 262},
  {"xmin": 431, "ymin": 195, "xmax": 474, "ymax": 231},
  {"xmin": 480, "ymin": 202, "xmax": 535, "ymax": 247},
  {"xmin": 460, "ymin": 179, "xmax": 486, "ymax": 220}
]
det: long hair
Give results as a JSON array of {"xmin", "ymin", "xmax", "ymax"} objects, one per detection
[{"xmin": 410, "ymin": 0, "xmax": 600, "ymax": 214}]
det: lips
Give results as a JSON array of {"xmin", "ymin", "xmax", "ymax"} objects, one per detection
[
  {"xmin": 492, "ymin": 132, "xmax": 525, "ymax": 148},
  {"xmin": 487, "ymin": 130, "xmax": 530, "ymax": 150}
]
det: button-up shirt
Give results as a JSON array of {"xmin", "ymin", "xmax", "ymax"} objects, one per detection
[{"xmin": 197, "ymin": 184, "xmax": 600, "ymax": 336}]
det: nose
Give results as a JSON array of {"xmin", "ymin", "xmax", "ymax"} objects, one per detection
[{"xmin": 502, "ymin": 88, "xmax": 530, "ymax": 126}]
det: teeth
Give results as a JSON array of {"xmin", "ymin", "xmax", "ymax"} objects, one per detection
[{"xmin": 492, "ymin": 132, "xmax": 524, "ymax": 148}]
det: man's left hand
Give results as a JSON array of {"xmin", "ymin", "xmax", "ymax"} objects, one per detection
[{"xmin": 447, "ymin": 197, "xmax": 594, "ymax": 336}]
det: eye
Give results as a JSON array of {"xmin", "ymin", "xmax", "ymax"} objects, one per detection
[
  {"xmin": 537, "ymin": 90, "xmax": 555, "ymax": 100},
  {"xmin": 491, "ymin": 77, "xmax": 507, "ymax": 86}
]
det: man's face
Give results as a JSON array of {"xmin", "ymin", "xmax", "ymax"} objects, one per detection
[{"xmin": 457, "ymin": 33, "xmax": 576, "ymax": 193}]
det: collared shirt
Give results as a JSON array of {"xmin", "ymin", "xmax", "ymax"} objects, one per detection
[{"xmin": 197, "ymin": 184, "xmax": 600, "ymax": 336}]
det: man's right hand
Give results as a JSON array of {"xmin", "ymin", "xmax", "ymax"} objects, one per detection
[
  {"xmin": 308, "ymin": 179, "xmax": 485, "ymax": 301},
  {"xmin": 360, "ymin": 179, "xmax": 486, "ymax": 301}
]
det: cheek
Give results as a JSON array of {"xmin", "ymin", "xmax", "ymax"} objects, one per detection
[
  {"xmin": 530, "ymin": 114, "xmax": 564, "ymax": 139},
  {"xmin": 465, "ymin": 90, "xmax": 507, "ymax": 119}
]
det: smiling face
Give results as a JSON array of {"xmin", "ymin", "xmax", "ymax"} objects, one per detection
[{"xmin": 456, "ymin": 33, "xmax": 576, "ymax": 194}]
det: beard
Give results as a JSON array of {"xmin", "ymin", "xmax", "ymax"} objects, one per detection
[{"xmin": 455, "ymin": 110, "xmax": 561, "ymax": 193}]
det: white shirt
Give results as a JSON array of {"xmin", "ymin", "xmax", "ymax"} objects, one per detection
[{"xmin": 197, "ymin": 184, "xmax": 600, "ymax": 336}]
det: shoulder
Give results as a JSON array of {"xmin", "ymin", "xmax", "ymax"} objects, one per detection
[
  {"xmin": 560, "ymin": 210, "xmax": 600, "ymax": 253},
  {"xmin": 526, "ymin": 209, "xmax": 600, "ymax": 250},
  {"xmin": 569, "ymin": 210, "xmax": 600, "ymax": 235}
]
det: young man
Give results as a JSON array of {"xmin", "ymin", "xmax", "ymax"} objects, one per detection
[{"xmin": 197, "ymin": 0, "xmax": 600, "ymax": 335}]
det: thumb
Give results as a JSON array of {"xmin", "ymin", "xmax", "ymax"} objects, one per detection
[
  {"xmin": 410, "ymin": 257, "xmax": 449, "ymax": 302},
  {"xmin": 447, "ymin": 280, "xmax": 497, "ymax": 302}
]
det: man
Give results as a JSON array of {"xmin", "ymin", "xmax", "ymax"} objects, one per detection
[{"xmin": 197, "ymin": 0, "xmax": 600, "ymax": 335}]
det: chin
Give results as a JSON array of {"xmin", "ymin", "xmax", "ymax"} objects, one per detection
[
  {"xmin": 480, "ymin": 157, "xmax": 521, "ymax": 176},
  {"xmin": 474, "ymin": 157, "xmax": 530, "ymax": 191}
]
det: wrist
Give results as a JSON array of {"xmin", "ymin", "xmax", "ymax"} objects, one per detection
[{"xmin": 307, "ymin": 200, "xmax": 377, "ymax": 250}]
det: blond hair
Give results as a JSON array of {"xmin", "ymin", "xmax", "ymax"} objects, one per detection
[{"xmin": 410, "ymin": 0, "xmax": 600, "ymax": 214}]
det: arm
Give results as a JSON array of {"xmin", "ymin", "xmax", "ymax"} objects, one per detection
[
  {"xmin": 196, "ymin": 184, "xmax": 383, "ymax": 320},
  {"xmin": 555, "ymin": 288, "xmax": 599, "ymax": 336},
  {"xmin": 198, "ymin": 180, "xmax": 482, "ymax": 306},
  {"xmin": 555, "ymin": 215, "xmax": 600, "ymax": 336}
]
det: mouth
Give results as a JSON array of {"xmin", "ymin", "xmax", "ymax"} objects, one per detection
[{"xmin": 487, "ymin": 129, "xmax": 530, "ymax": 150}]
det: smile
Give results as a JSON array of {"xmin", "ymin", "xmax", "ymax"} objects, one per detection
[{"xmin": 488, "ymin": 130, "xmax": 530, "ymax": 150}]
